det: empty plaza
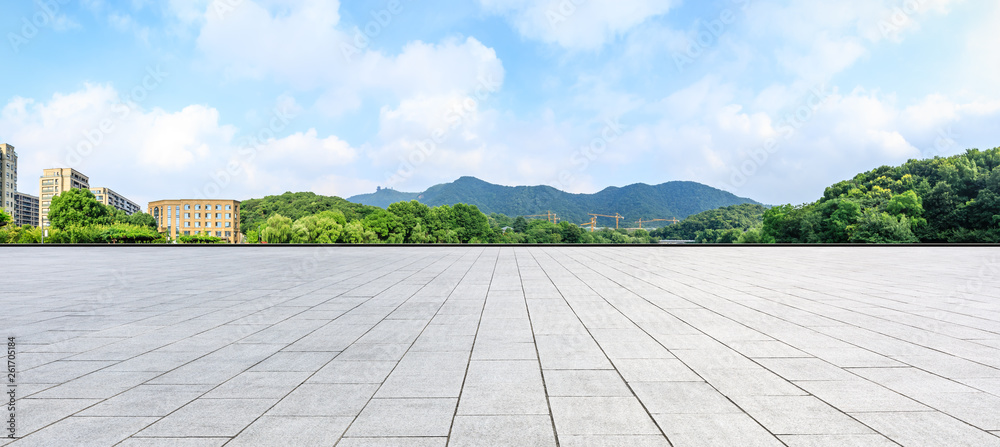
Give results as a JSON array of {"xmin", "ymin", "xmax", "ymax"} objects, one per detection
[{"xmin": 2, "ymin": 246, "xmax": 1000, "ymax": 446}]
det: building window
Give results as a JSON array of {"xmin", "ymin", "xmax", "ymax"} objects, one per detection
[
  {"xmin": 216, "ymin": 231, "xmax": 222, "ymax": 237},
  {"xmin": 216, "ymin": 213, "xmax": 221, "ymax": 219},
  {"xmin": 185, "ymin": 213, "xmax": 190, "ymax": 218},
  {"xmin": 195, "ymin": 222, "xmax": 201, "ymax": 227},
  {"xmin": 195, "ymin": 205, "xmax": 201, "ymax": 210},
  {"xmin": 226, "ymin": 205, "xmax": 232, "ymax": 210},
  {"xmin": 216, "ymin": 205, "xmax": 222, "ymax": 210},
  {"xmin": 184, "ymin": 231, "xmax": 190, "ymax": 235},
  {"xmin": 184, "ymin": 222, "xmax": 190, "ymax": 227},
  {"xmin": 225, "ymin": 222, "xmax": 231, "ymax": 228},
  {"xmin": 195, "ymin": 213, "xmax": 201, "ymax": 219},
  {"xmin": 185, "ymin": 204, "xmax": 191, "ymax": 210},
  {"xmin": 225, "ymin": 213, "xmax": 231, "ymax": 219}
]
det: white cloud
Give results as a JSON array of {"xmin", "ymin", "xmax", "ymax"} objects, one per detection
[
  {"xmin": 0, "ymin": 85, "xmax": 371, "ymax": 205},
  {"xmin": 193, "ymin": 0, "xmax": 505, "ymax": 116},
  {"xmin": 742, "ymin": 0, "xmax": 961, "ymax": 82},
  {"xmin": 480, "ymin": 0, "xmax": 676, "ymax": 50}
]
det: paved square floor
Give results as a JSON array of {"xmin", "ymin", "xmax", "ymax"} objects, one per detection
[{"xmin": 3, "ymin": 246, "xmax": 1000, "ymax": 446}]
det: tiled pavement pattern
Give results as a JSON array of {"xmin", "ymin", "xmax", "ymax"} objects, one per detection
[{"xmin": 2, "ymin": 247, "xmax": 1000, "ymax": 446}]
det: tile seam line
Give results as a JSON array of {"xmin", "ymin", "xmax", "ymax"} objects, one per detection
[
  {"xmin": 608, "ymin": 249, "xmax": 1000, "ymax": 399},
  {"xmin": 12, "ymin": 252, "xmax": 412, "ymax": 443},
  {"xmin": 529, "ymin": 247, "xmax": 672, "ymax": 445},
  {"xmin": 445, "ymin": 246, "xmax": 500, "ymax": 446},
  {"xmin": 515, "ymin": 247, "xmax": 561, "ymax": 447},
  {"xmin": 108, "ymin": 251, "xmax": 437, "ymax": 447},
  {"xmin": 333, "ymin": 247, "xmax": 487, "ymax": 446},
  {"xmin": 583, "ymin": 247, "xmax": 911, "ymax": 445},
  {"xmin": 217, "ymin": 251, "xmax": 450, "ymax": 447}
]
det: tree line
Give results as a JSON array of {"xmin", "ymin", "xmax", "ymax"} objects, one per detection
[
  {"xmin": 248, "ymin": 200, "xmax": 659, "ymax": 244},
  {"xmin": 652, "ymin": 147, "xmax": 1000, "ymax": 244},
  {"xmin": 0, "ymin": 188, "xmax": 164, "ymax": 244}
]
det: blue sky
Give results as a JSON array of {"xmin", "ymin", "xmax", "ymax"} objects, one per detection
[{"xmin": 2, "ymin": 0, "xmax": 998, "ymax": 207}]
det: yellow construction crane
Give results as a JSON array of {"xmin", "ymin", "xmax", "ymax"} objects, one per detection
[
  {"xmin": 636, "ymin": 218, "xmax": 680, "ymax": 229},
  {"xmin": 589, "ymin": 213, "xmax": 625, "ymax": 230},
  {"xmin": 580, "ymin": 216, "xmax": 597, "ymax": 232},
  {"xmin": 524, "ymin": 211, "xmax": 560, "ymax": 224}
]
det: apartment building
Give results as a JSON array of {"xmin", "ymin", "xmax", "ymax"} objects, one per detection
[
  {"xmin": 148, "ymin": 199, "xmax": 242, "ymax": 243},
  {"xmin": 13, "ymin": 192, "xmax": 39, "ymax": 227},
  {"xmin": 1, "ymin": 143, "xmax": 16, "ymax": 218},
  {"xmin": 90, "ymin": 187, "xmax": 141, "ymax": 215},
  {"xmin": 39, "ymin": 168, "xmax": 90, "ymax": 227}
]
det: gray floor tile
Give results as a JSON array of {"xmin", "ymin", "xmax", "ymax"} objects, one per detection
[
  {"xmin": 344, "ymin": 398, "xmax": 457, "ymax": 437},
  {"xmin": 8, "ymin": 416, "xmax": 156, "ymax": 447},
  {"xmin": 655, "ymin": 413, "xmax": 784, "ymax": 447},
  {"xmin": 115, "ymin": 439, "xmax": 230, "ymax": 447},
  {"xmin": 268, "ymin": 383, "xmax": 378, "ymax": 416},
  {"xmin": 309, "ymin": 360, "xmax": 397, "ymax": 384},
  {"xmin": 78, "ymin": 384, "xmax": 205, "ymax": 416},
  {"xmin": 852, "ymin": 411, "xmax": 1000, "ymax": 447},
  {"xmin": 8, "ymin": 247, "xmax": 1000, "ymax": 446},
  {"xmin": 611, "ymin": 358, "xmax": 702, "ymax": 382},
  {"xmin": 226, "ymin": 416, "xmax": 352, "ymax": 446},
  {"xmin": 450, "ymin": 415, "xmax": 557, "ymax": 447},
  {"xmin": 630, "ymin": 381, "xmax": 742, "ymax": 414},
  {"xmin": 732, "ymin": 395, "xmax": 874, "ymax": 435},
  {"xmin": 544, "ymin": 369, "xmax": 633, "ymax": 397},
  {"xmin": 777, "ymin": 434, "xmax": 900, "ymax": 447},
  {"xmin": 549, "ymin": 397, "xmax": 661, "ymax": 435},
  {"xmin": 336, "ymin": 438, "xmax": 447, "ymax": 447},
  {"xmin": 556, "ymin": 435, "xmax": 671, "ymax": 446},
  {"xmin": 137, "ymin": 398, "xmax": 275, "ymax": 437}
]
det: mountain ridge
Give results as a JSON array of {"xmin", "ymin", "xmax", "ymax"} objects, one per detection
[{"xmin": 348, "ymin": 177, "xmax": 761, "ymax": 226}]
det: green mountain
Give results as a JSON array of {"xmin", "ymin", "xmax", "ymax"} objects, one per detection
[{"xmin": 348, "ymin": 177, "xmax": 760, "ymax": 226}]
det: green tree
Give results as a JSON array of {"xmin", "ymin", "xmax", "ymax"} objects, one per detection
[
  {"xmin": 127, "ymin": 212, "xmax": 157, "ymax": 229},
  {"xmin": 342, "ymin": 221, "xmax": 379, "ymax": 244},
  {"xmin": 452, "ymin": 203, "xmax": 491, "ymax": 243},
  {"xmin": 48, "ymin": 188, "xmax": 110, "ymax": 230},
  {"xmin": 362, "ymin": 209, "xmax": 404, "ymax": 241},
  {"xmin": 850, "ymin": 209, "xmax": 919, "ymax": 243},
  {"xmin": 292, "ymin": 211, "xmax": 345, "ymax": 243},
  {"xmin": 0, "ymin": 210, "xmax": 11, "ymax": 227},
  {"xmin": 512, "ymin": 216, "xmax": 528, "ymax": 233},
  {"xmin": 260, "ymin": 214, "xmax": 294, "ymax": 243}
]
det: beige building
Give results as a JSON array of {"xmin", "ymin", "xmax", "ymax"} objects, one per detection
[
  {"xmin": 90, "ymin": 187, "xmax": 141, "ymax": 215},
  {"xmin": 148, "ymin": 199, "xmax": 242, "ymax": 243},
  {"xmin": 1, "ymin": 143, "xmax": 16, "ymax": 218},
  {"xmin": 13, "ymin": 192, "xmax": 39, "ymax": 227},
  {"xmin": 39, "ymin": 168, "xmax": 90, "ymax": 227}
]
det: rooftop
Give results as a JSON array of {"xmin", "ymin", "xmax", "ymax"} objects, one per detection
[{"xmin": 4, "ymin": 247, "xmax": 999, "ymax": 446}]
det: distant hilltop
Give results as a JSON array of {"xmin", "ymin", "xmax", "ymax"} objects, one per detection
[{"xmin": 348, "ymin": 176, "xmax": 760, "ymax": 226}]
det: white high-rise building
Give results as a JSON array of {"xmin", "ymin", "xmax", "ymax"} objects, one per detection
[{"xmin": 0, "ymin": 143, "xmax": 17, "ymax": 219}]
